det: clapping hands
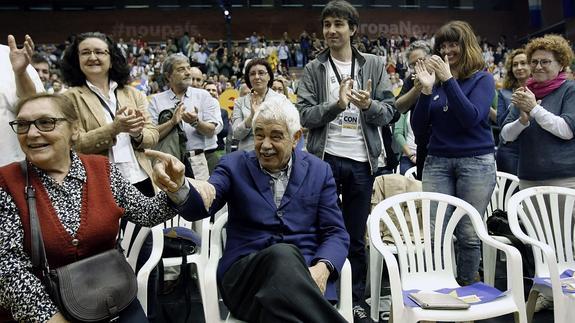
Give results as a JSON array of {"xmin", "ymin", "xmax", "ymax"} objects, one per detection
[
  {"xmin": 511, "ymin": 86, "xmax": 538, "ymax": 113},
  {"xmin": 113, "ymin": 106, "xmax": 145, "ymax": 137},
  {"xmin": 414, "ymin": 59, "xmax": 435, "ymax": 95},
  {"xmin": 427, "ymin": 55, "xmax": 453, "ymax": 82},
  {"xmin": 337, "ymin": 77, "xmax": 372, "ymax": 110}
]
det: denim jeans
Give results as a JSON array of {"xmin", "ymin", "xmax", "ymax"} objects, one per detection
[
  {"xmin": 324, "ymin": 154, "xmax": 374, "ymax": 302},
  {"xmin": 399, "ymin": 156, "xmax": 416, "ymax": 175},
  {"xmin": 422, "ymin": 153, "xmax": 496, "ymax": 284}
]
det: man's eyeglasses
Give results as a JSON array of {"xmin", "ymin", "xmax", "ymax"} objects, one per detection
[
  {"xmin": 530, "ymin": 59, "xmax": 554, "ymax": 68},
  {"xmin": 79, "ymin": 49, "xmax": 110, "ymax": 58},
  {"xmin": 9, "ymin": 118, "xmax": 67, "ymax": 134},
  {"xmin": 249, "ymin": 70, "xmax": 268, "ymax": 77}
]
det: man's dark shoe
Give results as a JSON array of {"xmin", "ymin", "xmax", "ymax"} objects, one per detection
[{"xmin": 352, "ymin": 302, "xmax": 374, "ymax": 323}]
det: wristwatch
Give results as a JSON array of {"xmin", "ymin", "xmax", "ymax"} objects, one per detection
[{"xmin": 191, "ymin": 120, "xmax": 199, "ymax": 128}]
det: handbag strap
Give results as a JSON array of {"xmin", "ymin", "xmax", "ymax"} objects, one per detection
[{"xmin": 19, "ymin": 160, "xmax": 50, "ymax": 277}]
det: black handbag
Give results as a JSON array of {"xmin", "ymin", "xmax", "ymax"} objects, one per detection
[
  {"xmin": 21, "ymin": 161, "xmax": 138, "ymax": 322},
  {"xmin": 156, "ymin": 227, "xmax": 203, "ymax": 323}
]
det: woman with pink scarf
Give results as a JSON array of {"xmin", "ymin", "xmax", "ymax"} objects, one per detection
[{"xmin": 501, "ymin": 34, "xmax": 575, "ymax": 189}]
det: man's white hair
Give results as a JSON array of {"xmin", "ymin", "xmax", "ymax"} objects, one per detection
[{"xmin": 252, "ymin": 96, "xmax": 301, "ymax": 138}]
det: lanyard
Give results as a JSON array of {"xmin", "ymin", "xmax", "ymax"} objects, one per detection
[
  {"xmin": 328, "ymin": 53, "xmax": 355, "ymax": 85},
  {"xmin": 328, "ymin": 53, "xmax": 355, "ymax": 111},
  {"xmin": 89, "ymin": 87, "xmax": 119, "ymax": 120}
]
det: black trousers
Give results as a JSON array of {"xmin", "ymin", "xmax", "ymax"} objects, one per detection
[
  {"xmin": 324, "ymin": 154, "xmax": 374, "ymax": 302},
  {"xmin": 219, "ymin": 244, "xmax": 347, "ymax": 323}
]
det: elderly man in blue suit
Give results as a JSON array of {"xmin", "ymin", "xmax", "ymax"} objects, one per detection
[{"xmin": 150, "ymin": 96, "xmax": 350, "ymax": 322}]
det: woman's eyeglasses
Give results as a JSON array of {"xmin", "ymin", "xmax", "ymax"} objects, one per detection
[
  {"xmin": 530, "ymin": 59, "xmax": 554, "ymax": 68},
  {"xmin": 9, "ymin": 118, "xmax": 67, "ymax": 134},
  {"xmin": 249, "ymin": 70, "xmax": 268, "ymax": 77},
  {"xmin": 79, "ymin": 49, "xmax": 110, "ymax": 58}
]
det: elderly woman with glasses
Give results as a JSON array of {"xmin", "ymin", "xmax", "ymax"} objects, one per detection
[
  {"xmin": 60, "ymin": 32, "xmax": 158, "ymax": 197},
  {"xmin": 232, "ymin": 58, "xmax": 289, "ymax": 151},
  {"xmin": 0, "ymin": 94, "xmax": 213, "ymax": 322},
  {"xmin": 501, "ymin": 34, "xmax": 575, "ymax": 189}
]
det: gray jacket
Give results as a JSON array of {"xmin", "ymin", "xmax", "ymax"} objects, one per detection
[{"xmin": 297, "ymin": 47, "xmax": 396, "ymax": 173}]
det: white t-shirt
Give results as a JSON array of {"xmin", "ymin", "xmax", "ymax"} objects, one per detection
[
  {"xmin": 0, "ymin": 45, "xmax": 44, "ymax": 166},
  {"xmin": 405, "ymin": 111, "xmax": 417, "ymax": 154},
  {"xmin": 323, "ymin": 56, "xmax": 368, "ymax": 162}
]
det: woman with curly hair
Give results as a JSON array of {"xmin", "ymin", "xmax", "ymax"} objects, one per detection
[
  {"xmin": 412, "ymin": 20, "xmax": 496, "ymax": 286},
  {"xmin": 496, "ymin": 48, "xmax": 531, "ymax": 175},
  {"xmin": 501, "ymin": 34, "xmax": 575, "ymax": 189},
  {"xmin": 61, "ymin": 32, "xmax": 158, "ymax": 196}
]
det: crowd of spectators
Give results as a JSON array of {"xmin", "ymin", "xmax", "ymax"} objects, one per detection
[{"xmin": 31, "ymin": 30, "xmax": 520, "ymax": 99}]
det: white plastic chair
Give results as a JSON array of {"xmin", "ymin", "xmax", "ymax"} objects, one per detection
[
  {"xmin": 368, "ymin": 192, "xmax": 526, "ymax": 323},
  {"xmin": 483, "ymin": 171, "xmax": 520, "ymax": 286},
  {"xmin": 204, "ymin": 213, "xmax": 353, "ymax": 323},
  {"xmin": 120, "ymin": 222, "xmax": 164, "ymax": 315},
  {"xmin": 507, "ymin": 186, "xmax": 575, "ymax": 323},
  {"xmin": 404, "ymin": 166, "xmax": 417, "ymax": 180},
  {"xmin": 161, "ymin": 215, "xmax": 210, "ymax": 319}
]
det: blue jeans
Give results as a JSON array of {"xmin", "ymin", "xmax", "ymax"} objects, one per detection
[
  {"xmin": 324, "ymin": 154, "xmax": 374, "ymax": 302},
  {"xmin": 422, "ymin": 154, "xmax": 496, "ymax": 284},
  {"xmin": 399, "ymin": 156, "xmax": 416, "ymax": 175}
]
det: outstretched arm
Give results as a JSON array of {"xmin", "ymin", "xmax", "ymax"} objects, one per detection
[{"xmin": 9, "ymin": 35, "xmax": 42, "ymax": 98}]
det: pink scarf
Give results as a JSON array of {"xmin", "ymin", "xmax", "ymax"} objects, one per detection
[{"xmin": 526, "ymin": 72, "xmax": 567, "ymax": 99}]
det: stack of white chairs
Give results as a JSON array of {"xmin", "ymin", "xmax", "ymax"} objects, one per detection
[
  {"xmin": 507, "ymin": 186, "xmax": 575, "ymax": 323},
  {"xmin": 120, "ymin": 222, "xmax": 164, "ymax": 315},
  {"xmin": 368, "ymin": 192, "xmax": 527, "ymax": 323},
  {"xmin": 483, "ymin": 171, "xmax": 521, "ymax": 286}
]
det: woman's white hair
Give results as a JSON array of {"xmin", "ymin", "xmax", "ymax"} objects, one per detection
[{"xmin": 251, "ymin": 96, "xmax": 301, "ymax": 138}]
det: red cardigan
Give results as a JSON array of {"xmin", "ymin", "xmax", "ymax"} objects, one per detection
[{"xmin": 0, "ymin": 155, "xmax": 124, "ymax": 321}]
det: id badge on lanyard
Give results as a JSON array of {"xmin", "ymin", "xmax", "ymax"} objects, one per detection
[
  {"xmin": 329, "ymin": 54, "xmax": 359, "ymax": 137},
  {"xmin": 341, "ymin": 110, "xmax": 359, "ymax": 136}
]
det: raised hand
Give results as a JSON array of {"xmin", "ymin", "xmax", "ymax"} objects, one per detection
[
  {"xmin": 8, "ymin": 34, "xmax": 34, "ymax": 75},
  {"xmin": 414, "ymin": 59, "xmax": 435, "ymax": 94},
  {"xmin": 427, "ymin": 55, "xmax": 452, "ymax": 82},
  {"xmin": 182, "ymin": 107, "xmax": 198, "ymax": 124},
  {"xmin": 128, "ymin": 109, "xmax": 145, "ymax": 137},
  {"xmin": 145, "ymin": 150, "xmax": 186, "ymax": 192},
  {"xmin": 337, "ymin": 76, "xmax": 353, "ymax": 110},
  {"xmin": 347, "ymin": 78, "xmax": 372, "ymax": 110},
  {"xmin": 113, "ymin": 107, "xmax": 145, "ymax": 135},
  {"xmin": 245, "ymin": 93, "xmax": 263, "ymax": 127},
  {"xmin": 511, "ymin": 86, "xmax": 538, "ymax": 114},
  {"xmin": 171, "ymin": 102, "xmax": 184, "ymax": 127},
  {"xmin": 249, "ymin": 91, "xmax": 263, "ymax": 115}
]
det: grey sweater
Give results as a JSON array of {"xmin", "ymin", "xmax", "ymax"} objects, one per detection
[{"xmin": 503, "ymin": 81, "xmax": 575, "ymax": 181}]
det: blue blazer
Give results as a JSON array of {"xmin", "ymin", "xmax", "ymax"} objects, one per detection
[{"xmin": 181, "ymin": 149, "xmax": 350, "ymax": 300}]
